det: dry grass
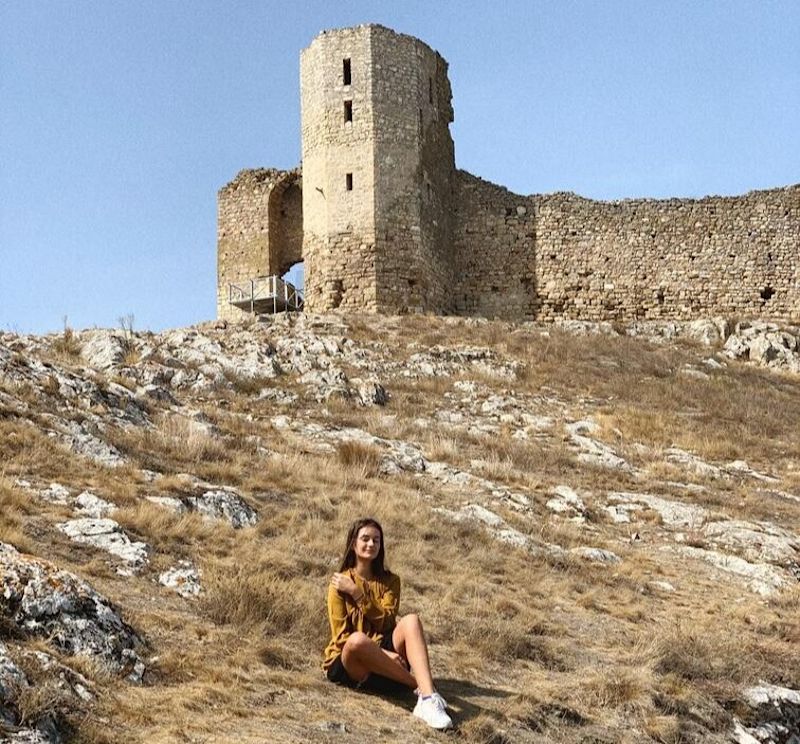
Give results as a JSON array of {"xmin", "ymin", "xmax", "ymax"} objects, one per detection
[
  {"xmin": 3, "ymin": 314, "xmax": 800, "ymax": 743},
  {"xmin": 335, "ymin": 440, "xmax": 384, "ymax": 478},
  {"xmin": 108, "ymin": 413, "xmax": 235, "ymax": 475},
  {"xmin": 0, "ymin": 479, "xmax": 37, "ymax": 552},
  {"xmin": 49, "ymin": 325, "xmax": 82, "ymax": 360}
]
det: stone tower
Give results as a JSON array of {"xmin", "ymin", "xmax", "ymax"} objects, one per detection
[{"xmin": 300, "ymin": 24, "xmax": 456, "ymax": 314}]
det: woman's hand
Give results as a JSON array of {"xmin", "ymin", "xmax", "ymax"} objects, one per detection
[{"xmin": 331, "ymin": 572, "xmax": 359, "ymax": 599}]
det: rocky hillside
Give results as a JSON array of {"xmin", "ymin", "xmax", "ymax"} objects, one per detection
[{"xmin": 1, "ymin": 313, "xmax": 799, "ymax": 743}]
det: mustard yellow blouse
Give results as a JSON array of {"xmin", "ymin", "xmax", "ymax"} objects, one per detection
[{"xmin": 322, "ymin": 568, "xmax": 401, "ymax": 670}]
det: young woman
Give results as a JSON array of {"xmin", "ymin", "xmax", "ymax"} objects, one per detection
[{"xmin": 323, "ymin": 517, "xmax": 453, "ymax": 730}]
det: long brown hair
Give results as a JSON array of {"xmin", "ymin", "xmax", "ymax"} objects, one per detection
[{"xmin": 339, "ymin": 517, "xmax": 391, "ymax": 579}]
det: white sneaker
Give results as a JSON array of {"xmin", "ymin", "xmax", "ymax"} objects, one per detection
[{"xmin": 413, "ymin": 693, "xmax": 453, "ymax": 730}]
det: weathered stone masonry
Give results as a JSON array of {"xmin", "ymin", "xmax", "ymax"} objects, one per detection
[
  {"xmin": 217, "ymin": 168, "xmax": 302, "ymax": 320},
  {"xmin": 454, "ymin": 172, "xmax": 800, "ymax": 321},
  {"xmin": 217, "ymin": 24, "xmax": 799, "ymax": 323}
]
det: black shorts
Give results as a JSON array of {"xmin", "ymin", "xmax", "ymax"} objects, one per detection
[{"xmin": 326, "ymin": 632, "xmax": 409, "ymax": 696}]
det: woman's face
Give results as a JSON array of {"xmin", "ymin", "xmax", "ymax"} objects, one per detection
[{"xmin": 354, "ymin": 525, "xmax": 381, "ymax": 562}]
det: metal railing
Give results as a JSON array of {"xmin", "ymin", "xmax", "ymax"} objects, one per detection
[{"xmin": 228, "ymin": 275, "xmax": 304, "ymax": 314}]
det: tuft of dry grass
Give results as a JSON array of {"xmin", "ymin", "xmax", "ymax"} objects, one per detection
[
  {"xmin": 109, "ymin": 413, "xmax": 232, "ymax": 473},
  {"xmin": 0, "ymin": 478, "xmax": 36, "ymax": 552},
  {"xmin": 335, "ymin": 440, "xmax": 383, "ymax": 478},
  {"xmin": 113, "ymin": 501, "xmax": 224, "ymax": 556},
  {"xmin": 50, "ymin": 324, "xmax": 82, "ymax": 360},
  {"xmin": 652, "ymin": 623, "xmax": 764, "ymax": 686},
  {"xmin": 200, "ymin": 552, "xmax": 326, "ymax": 647}
]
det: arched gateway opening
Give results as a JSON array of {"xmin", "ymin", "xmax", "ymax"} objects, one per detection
[{"xmin": 221, "ymin": 170, "xmax": 305, "ymax": 317}]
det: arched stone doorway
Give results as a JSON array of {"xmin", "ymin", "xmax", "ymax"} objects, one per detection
[{"xmin": 268, "ymin": 175, "xmax": 303, "ymax": 279}]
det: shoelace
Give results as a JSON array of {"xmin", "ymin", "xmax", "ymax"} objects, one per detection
[{"xmin": 418, "ymin": 691, "xmax": 448, "ymax": 710}]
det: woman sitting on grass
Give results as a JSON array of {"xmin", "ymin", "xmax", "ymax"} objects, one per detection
[{"xmin": 323, "ymin": 517, "xmax": 453, "ymax": 730}]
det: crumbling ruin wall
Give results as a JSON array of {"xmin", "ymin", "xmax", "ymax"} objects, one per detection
[
  {"xmin": 216, "ymin": 168, "xmax": 302, "ymax": 321},
  {"xmin": 453, "ymin": 171, "xmax": 800, "ymax": 321},
  {"xmin": 453, "ymin": 172, "xmax": 538, "ymax": 319},
  {"xmin": 269, "ymin": 175, "xmax": 303, "ymax": 277}
]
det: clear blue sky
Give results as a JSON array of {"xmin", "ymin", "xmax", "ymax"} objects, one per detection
[{"xmin": 2, "ymin": 1, "xmax": 798, "ymax": 334}]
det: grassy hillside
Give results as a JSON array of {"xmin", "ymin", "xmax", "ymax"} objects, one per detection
[{"xmin": 1, "ymin": 314, "xmax": 798, "ymax": 743}]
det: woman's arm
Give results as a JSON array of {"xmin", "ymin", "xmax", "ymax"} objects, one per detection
[{"xmin": 327, "ymin": 582, "xmax": 351, "ymax": 642}]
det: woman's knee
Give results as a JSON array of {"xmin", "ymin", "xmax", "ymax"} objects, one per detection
[
  {"xmin": 400, "ymin": 613, "xmax": 423, "ymax": 630},
  {"xmin": 343, "ymin": 632, "xmax": 372, "ymax": 654}
]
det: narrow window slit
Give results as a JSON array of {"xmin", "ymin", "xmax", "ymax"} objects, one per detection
[
  {"xmin": 345, "ymin": 173, "xmax": 353, "ymax": 191},
  {"xmin": 344, "ymin": 100, "xmax": 353, "ymax": 123},
  {"xmin": 343, "ymin": 58, "xmax": 351, "ymax": 85}
]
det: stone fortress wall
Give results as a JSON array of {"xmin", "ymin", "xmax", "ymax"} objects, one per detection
[
  {"xmin": 454, "ymin": 172, "xmax": 800, "ymax": 322},
  {"xmin": 217, "ymin": 24, "xmax": 800, "ymax": 323}
]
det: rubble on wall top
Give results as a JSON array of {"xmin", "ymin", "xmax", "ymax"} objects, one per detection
[
  {"xmin": 457, "ymin": 169, "xmax": 800, "ymax": 207},
  {"xmin": 308, "ymin": 23, "xmax": 446, "ymax": 60},
  {"xmin": 219, "ymin": 167, "xmax": 301, "ymax": 194}
]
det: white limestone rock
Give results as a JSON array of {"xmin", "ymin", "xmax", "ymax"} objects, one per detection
[
  {"xmin": 57, "ymin": 519, "xmax": 149, "ymax": 574},
  {"xmin": 405, "ymin": 345, "xmax": 519, "ymax": 379},
  {"xmin": 723, "ymin": 322, "xmax": 800, "ymax": 374},
  {"xmin": 54, "ymin": 418, "xmax": 126, "ymax": 468},
  {"xmin": 79, "ymin": 330, "xmax": 129, "ymax": 370},
  {"xmin": 159, "ymin": 562, "xmax": 202, "ymax": 598},
  {"xmin": 702, "ymin": 519, "xmax": 800, "ymax": 567},
  {"xmin": 570, "ymin": 547, "xmax": 621, "ymax": 564},
  {"xmin": 299, "ymin": 368, "xmax": 350, "ymax": 402},
  {"xmin": 725, "ymin": 459, "xmax": 780, "ymax": 483},
  {"xmin": 664, "ymin": 447, "xmax": 722, "ymax": 478},
  {"xmin": 186, "ymin": 489, "xmax": 258, "ymax": 529},
  {"xmin": 351, "ymin": 378, "xmax": 388, "ymax": 407},
  {"xmin": 0, "ymin": 543, "xmax": 143, "ymax": 675},
  {"xmin": 145, "ymin": 495, "xmax": 187, "ymax": 513},
  {"xmin": 607, "ymin": 492, "xmax": 708, "ymax": 528},
  {"xmin": 567, "ymin": 421, "xmax": 632, "ymax": 471},
  {"xmin": 648, "ymin": 580, "xmax": 676, "ymax": 593},
  {"xmin": 732, "ymin": 683, "xmax": 800, "ymax": 744},
  {"xmin": 74, "ymin": 491, "xmax": 115, "ymax": 518},
  {"xmin": 37, "ymin": 483, "xmax": 71, "ymax": 505},
  {"xmin": 554, "ymin": 320, "xmax": 618, "ymax": 336},
  {"xmin": 673, "ymin": 545, "xmax": 792, "ymax": 596},
  {"xmin": 546, "ymin": 485, "xmax": 586, "ymax": 515},
  {"xmin": 257, "ymin": 387, "xmax": 299, "ymax": 405}
]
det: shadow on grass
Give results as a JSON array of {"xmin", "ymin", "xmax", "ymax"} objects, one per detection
[
  {"xmin": 361, "ymin": 675, "xmax": 514, "ymax": 726},
  {"xmin": 437, "ymin": 677, "xmax": 515, "ymax": 723}
]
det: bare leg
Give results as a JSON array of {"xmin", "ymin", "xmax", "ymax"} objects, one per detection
[
  {"xmin": 341, "ymin": 632, "xmax": 418, "ymax": 688},
  {"xmin": 392, "ymin": 614, "xmax": 435, "ymax": 696}
]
